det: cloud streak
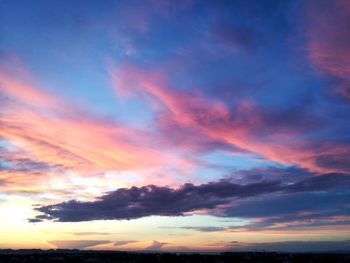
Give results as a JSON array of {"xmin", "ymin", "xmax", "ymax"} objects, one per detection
[
  {"xmin": 0, "ymin": 58, "xmax": 196, "ymax": 192},
  {"xmin": 226, "ymin": 240, "xmax": 350, "ymax": 252},
  {"xmin": 114, "ymin": 240, "xmax": 138, "ymax": 246},
  {"xmin": 111, "ymin": 63, "xmax": 350, "ymax": 173},
  {"xmin": 47, "ymin": 240, "xmax": 111, "ymax": 249}
]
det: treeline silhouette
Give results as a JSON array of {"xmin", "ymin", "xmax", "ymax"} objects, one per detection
[{"xmin": 0, "ymin": 250, "xmax": 349, "ymax": 263}]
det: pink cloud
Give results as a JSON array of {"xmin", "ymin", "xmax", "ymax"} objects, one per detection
[
  {"xmin": 306, "ymin": 0, "xmax": 350, "ymax": 100},
  {"xmin": 0, "ymin": 58, "xmax": 195, "ymax": 191},
  {"xmin": 111, "ymin": 63, "xmax": 350, "ymax": 173}
]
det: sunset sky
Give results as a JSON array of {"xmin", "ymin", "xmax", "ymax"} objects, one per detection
[{"xmin": 0, "ymin": 0, "xmax": 350, "ymax": 252}]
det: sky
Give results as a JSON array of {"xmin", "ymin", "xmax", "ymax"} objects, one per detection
[{"xmin": 0, "ymin": 0, "xmax": 350, "ymax": 252}]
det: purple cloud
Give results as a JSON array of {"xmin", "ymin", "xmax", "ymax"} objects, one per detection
[
  {"xmin": 30, "ymin": 180, "xmax": 281, "ymax": 222},
  {"xmin": 30, "ymin": 169, "xmax": 350, "ymax": 223}
]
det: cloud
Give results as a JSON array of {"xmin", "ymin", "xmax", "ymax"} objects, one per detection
[
  {"xmin": 221, "ymin": 190, "xmax": 350, "ymax": 233},
  {"xmin": 114, "ymin": 240, "xmax": 138, "ymax": 246},
  {"xmin": 0, "ymin": 145, "xmax": 65, "ymax": 193},
  {"xmin": 72, "ymin": 232, "xmax": 112, "ymax": 236},
  {"xmin": 227, "ymin": 240, "xmax": 350, "ymax": 252},
  {"xmin": 30, "ymin": 182, "xmax": 279, "ymax": 222},
  {"xmin": 146, "ymin": 240, "xmax": 168, "ymax": 250},
  {"xmin": 179, "ymin": 226, "xmax": 227, "ymax": 232},
  {"xmin": 315, "ymin": 153, "xmax": 350, "ymax": 172},
  {"xmin": 111, "ymin": 63, "xmax": 350, "ymax": 173},
  {"xmin": 0, "ymin": 155, "xmax": 56, "ymax": 173},
  {"xmin": 30, "ymin": 169, "xmax": 350, "ymax": 222},
  {"xmin": 306, "ymin": 0, "xmax": 350, "ymax": 100},
  {"xmin": 225, "ymin": 190, "xmax": 349, "ymax": 219},
  {"xmin": 29, "ymin": 180, "xmax": 280, "ymax": 222},
  {"xmin": 0, "ymin": 56, "xmax": 195, "ymax": 191},
  {"xmin": 285, "ymin": 172, "xmax": 350, "ymax": 192},
  {"xmin": 47, "ymin": 240, "xmax": 111, "ymax": 249}
]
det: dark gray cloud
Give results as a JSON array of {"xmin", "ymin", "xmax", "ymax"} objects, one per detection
[
  {"xmin": 30, "ymin": 169, "xmax": 350, "ymax": 223},
  {"xmin": 221, "ymin": 190, "xmax": 350, "ymax": 232},
  {"xmin": 30, "ymin": 180, "xmax": 283, "ymax": 222},
  {"xmin": 223, "ymin": 191, "xmax": 350, "ymax": 219},
  {"xmin": 231, "ymin": 166, "xmax": 314, "ymax": 184},
  {"xmin": 182, "ymin": 226, "xmax": 227, "ymax": 232},
  {"xmin": 285, "ymin": 172, "xmax": 350, "ymax": 192},
  {"xmin": 167, "ymin": 195, "xmax": 350, "ymax": 232},
  {"xmin": 161, "ymin": 226, "xmax": 227, "ymax": 232}
]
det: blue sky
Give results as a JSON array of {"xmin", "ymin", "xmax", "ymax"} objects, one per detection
[{"xmin": 0, "ymin": 0, "xmax": 350, "ymax": 251}]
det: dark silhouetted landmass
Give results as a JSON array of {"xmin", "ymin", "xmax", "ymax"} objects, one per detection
[{"xmin": 0, "ymin": 250, "xmax": 349, "ymax": 263}]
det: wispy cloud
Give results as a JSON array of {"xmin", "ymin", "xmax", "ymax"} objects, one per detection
[
  {"xmin": 111, "ymin": 63, "xmax": 350, "ymax": 173},
  {"xmin": 72, "ymin": 232, "xmax": 112, "ymax": 236},
  {"xmin": 47, "ymin": 240, "xmax": 111, "ymax": 249},
  {"xmin": 0, "ymin": 58, "xmax": 196, "ymax": 194},
  {"xmin": 114, "ymin": 240, "xmax": 138, "ymax": 246}
]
